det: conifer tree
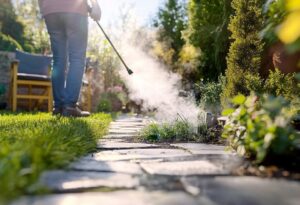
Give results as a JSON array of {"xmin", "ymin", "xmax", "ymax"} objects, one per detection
[
  {"xmin": 222, "ymin": 0, "xmax": 265, "ymax": 104},
  {"xmin": 153, "ymin": 0, "xmax": 187, "ymax": 66},
  {"xmin": 184, "ymin": 0, "xmax": 232, "ymax": 81}
]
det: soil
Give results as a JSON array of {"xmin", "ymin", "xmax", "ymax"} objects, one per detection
[{"xmin": 233, "ymin": 161, "xmax": 300, "ymax": 181}]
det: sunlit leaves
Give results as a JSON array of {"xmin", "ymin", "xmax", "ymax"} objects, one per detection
[
  {"xmin": 232, "ymin": 94, "xmax": 246, "ymax": 105},
  {"xmin": 222, "ymin": 108, "xmax": 235, "ymax": 116},
  {"xmin": 278, "ymin": 0, "xmax": 300, "ymax": 45},
  {"xmin": 223, "ymin": 94, "xmax": 300, "ymax": 163}
]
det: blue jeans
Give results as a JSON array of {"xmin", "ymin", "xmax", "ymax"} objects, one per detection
[{"xmin": 45, "ymin": 13, "xmax": 88, "ymax": 108}]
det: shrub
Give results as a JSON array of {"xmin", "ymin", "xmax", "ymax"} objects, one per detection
[
  {"xmin": 97, "ymin": 92, "xmax": 123, "ymax": 113},
  {"xmin": 222, "ymin": 94, "xmax": 300, "ymax": 163},
  {"xmin": 197, "ymin": 76, "xmax": 225, "ymax": 114},
  {"xmin": 264, "ymin": 68, "xmax": 299, "ymax": 101},
  {"xmin": 221, "ymin": 0, "xmax": 265, "ymax": 106},
  {"xmin": 97, "ymin": 98, "xmax": 112, "ymax": 113},
  {"xmin": 0, "ymin": 33, "xmax": 23, "ymax": 51},
  {"xmin": 137, "ymin": 120, "xmax": 197, "ymax": 143}
]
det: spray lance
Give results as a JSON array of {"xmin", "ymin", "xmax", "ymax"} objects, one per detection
[
  {"xmin": 95, "ymin": 21, "xmax": 133, "ymax": 75},
  {"xmin": 88, "ymin": 1, "xmax": 133, "ymax": 75}
]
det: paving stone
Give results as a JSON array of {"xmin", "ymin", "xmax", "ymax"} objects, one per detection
[
  {"xmin": 11, "ymin": 190, "xmax": 203, "ymax": 205},
  {"xmin": 171, "ymin": 143, "xmax": 233, "ymax": 155},
  {"xmin": 97, "ymin": 141, "xmax": 160, "ymax": 149},
  {"xmin": 109, "ymin": 127, "xmax": 143, "ymax": 131},
  {"xmin": 109, "ymin": 125, "xmax": 146, "ymax": 129},
  {"xmin": 115, "ymin": 118, "xmax": 144, "ymax": 123},
  {"xmin": 98, "ymin": 138, "xmax": 127, "ymax": 143},
  {"xmin": 83, "ymin": 149, "xmax": 191, "ymax": 162},
  {"xmin": 109, "ymin": 129, "xmax": 140, "ymax": 135},
  {"xmin": 141, "ymin": 160, "xmax": 228, "ymax": 176},
  {"xmin": 181, "ymin": 176, "xmax": 300, "ymax": 205},
  {"xmin": 110, "ymin": 122, "xmax": 147, "ymax": 126},
  {"xmin": 39, "ymin": 170, "xmax": 139, "ymax": 192},
  {"xmin": 69, "ymin": 160, "xmax": 144, "ymax": 175},
  {"xmin": 103, "ymin": 134, "xmax": 137, "ymax": 139}
]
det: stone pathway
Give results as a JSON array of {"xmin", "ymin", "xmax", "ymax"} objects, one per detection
[{"xmin": 12, "ymin": 115, "xmax": 300, "ymax": 205}]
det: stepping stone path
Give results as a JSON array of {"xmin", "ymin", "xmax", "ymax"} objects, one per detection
[{"xmin": 12, "ymin": 115, "xmax": 300, "ymax": 205}]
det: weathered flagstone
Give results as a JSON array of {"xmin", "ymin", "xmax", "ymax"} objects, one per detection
[
  {"xmin": 11, "ymin": 190, "xmax": 204, "ymax": 205},
  {"xmin": 39, "ymin": 170, "xmax": 139, "ymax": 192},
  {"xmin": 181, "ymin": 176, "xmax": 300, "ymax": 205},
  {"xmin": 115, "ymin": 118, "xmax": 144, "ymax": 123},
  {"xmin": 11, "ymin": 115, "xmax": 299, "ymax": 205},
  {"xmin": 171, "ymin": 143, "xmax": 233, "ymax": 155},
  {"xmin": 141, "ymin": 160, "xmax": 228, "ymax": 176},
  {"xmin": 69, "ymin": 160, "xmax": 144, "ymax": 175},
  {"xmin": 103, "ymin": 134, "xmax": 137, "ymax": 139},
  {"xmin": 97, "ymin": 141, "xmax": 160, "ymax": 149},
  {"xmin": 110, "ymin": 122, "xmax": 148, "ymax": 127},
  {"xmin": 83, "ymin": 148, "xmax": 192, "ymax": 162},
  {"xmin": 109, "ymin": 125, "xmax": 146, "ymax": 129},
  {"xmin": 110, "ymin": 126, "xmax": 142, "ymax": 132},
  {"xmin": 109, "ymin": 129, "xmax": 140, "ymax": 135},
  {"xmin": 98, "ymin": 138, "xmax": 127, "ymax": 143}
]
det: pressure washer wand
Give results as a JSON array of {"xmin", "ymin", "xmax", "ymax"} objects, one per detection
[{"xmin": 95, "ymin": 21, "xmax": 133, "ymax": 75}]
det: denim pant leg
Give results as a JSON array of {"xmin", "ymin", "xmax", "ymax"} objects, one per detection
[
  {"xmin": 45, "ymin": 14, "xmax": 68, "ymax": 109},
  {"xmin": 64, "ymin": 14, "xmax": 88, "ymax": 107}
]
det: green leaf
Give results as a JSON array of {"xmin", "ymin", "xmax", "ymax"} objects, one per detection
[
  {"xmin": 222, "ymin": 108, "xmax": 235, "ymax": 116},
  {"xmin": 232, "ymin": 94, "xmax": 246, "ymax": 105}
]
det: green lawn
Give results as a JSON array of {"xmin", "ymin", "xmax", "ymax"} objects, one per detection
[{"xmin": 0, "ymin": 112, "xmax": 111, "ymax": 202}]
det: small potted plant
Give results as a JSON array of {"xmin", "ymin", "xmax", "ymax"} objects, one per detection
[{"xmin": 0, "ymin": 83, "xmax": 7, "ymax": 110}]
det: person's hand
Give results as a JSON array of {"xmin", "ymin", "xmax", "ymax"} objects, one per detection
[{"xmin": 89, "ymin": 0, "xmax": 101, "ymax": 22}]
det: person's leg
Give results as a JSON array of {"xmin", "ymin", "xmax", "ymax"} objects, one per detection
[
  {"xmin": 64, "ymin": 13, "xmax": 88, "ymax": 107},
  {"xmin": 45, "ymin": 14, "xmax": 67, "ymax": 110}
]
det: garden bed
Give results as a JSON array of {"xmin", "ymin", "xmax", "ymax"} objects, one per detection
[
  {"xmin": 136, "ymin": 120, "xmax": 225, "ymax": 144},
  {"xmin": 0, "ymin": 112, "xmax": 111, "ymax": 202}
]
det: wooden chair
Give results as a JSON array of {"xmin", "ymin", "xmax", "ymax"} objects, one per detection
[{"xmin": 10, "ymin": 50, "xmax": 53, "ymax": 112}]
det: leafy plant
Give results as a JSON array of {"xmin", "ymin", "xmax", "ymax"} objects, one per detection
[
  {"xmin": 277, "ymin": 0, "xmax": 300, "ymax": 51},
  {"xmin": 262, "ymin": 0, "xmax": 286, "ymax": 45},
  {"xmin": 196, "ymin": 76, "xmax": 225, "ymax": 113},
  {"xmin": 223, "ymin": 94, "xmax": 300, "ymax": 163}
]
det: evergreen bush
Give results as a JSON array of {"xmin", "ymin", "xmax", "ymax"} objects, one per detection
[
  {"xmin": 0, "ymin": 33, "xmax": 23, "ymax": 51},
  {"xmin": 264, "ymin": 68, "xmax": 299, "ymax": 101},
  {"xmin": 221, "ymin": 0, "xmax": 265, "ymax": 106}
]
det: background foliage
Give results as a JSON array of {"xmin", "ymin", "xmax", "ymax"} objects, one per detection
[{"xmin": 221, "ymin": 0, "xmax": 265, "ymax": 106}]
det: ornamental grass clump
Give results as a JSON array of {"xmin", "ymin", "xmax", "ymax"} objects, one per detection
[
  {"xmin": 0, "ymin": 113, "xmax": 111, "ymax": 202},
  {"xmin": 222, "ymin": 94, "xmax": 300, "ymax": 164},
  {"xmin": 137, "ymin": 120, "xmax": 197, "ymax": 143}
]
